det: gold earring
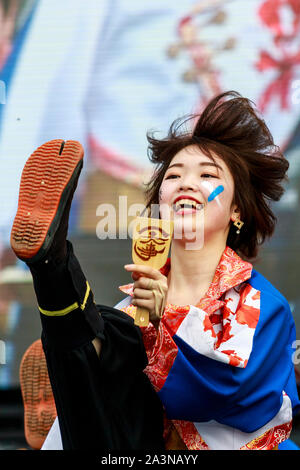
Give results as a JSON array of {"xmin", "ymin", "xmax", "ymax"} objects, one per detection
[{"xmin": 233, "ymin": 218, "xmax": 244, "ymax": 234}]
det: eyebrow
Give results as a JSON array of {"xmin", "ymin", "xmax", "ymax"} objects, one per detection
[{"xmin": 167, "ymin": 162, "xmax": 223, "ymax": 171}]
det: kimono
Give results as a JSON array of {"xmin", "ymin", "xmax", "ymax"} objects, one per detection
[
  {"xmin": 118, "ymin": 246, "xmax": 300, "ymax": 450},
  {"xmin": 41, "ymin": 244, "xmax": 299, "ymax": 450}
]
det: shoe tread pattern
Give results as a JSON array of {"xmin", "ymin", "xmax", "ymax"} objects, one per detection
[
  {"xmin": 11, "ymin": 139, "xmax": 83, "ymax": 261},
  {"xmin": 19, "ymin": 339, "xmax": 57, "ymax": 450}
]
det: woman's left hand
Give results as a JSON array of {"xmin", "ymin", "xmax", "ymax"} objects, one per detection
[{"xmin": 124, "ymin": 264, "xmax": 168, "ymax": 327}]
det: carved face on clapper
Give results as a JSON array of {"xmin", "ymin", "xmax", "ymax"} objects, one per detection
[{"xmin": 133, "ymin": 225, "xmax": 170, "ymax": 262}]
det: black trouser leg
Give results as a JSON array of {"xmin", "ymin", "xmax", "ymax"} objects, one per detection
[
  {"xmin": 29, "ymin": 240, "xmax": 104, "ymax": 350},
  {"xmin": 28, "ymin": 240, "xmax": 165, "ymax": 450}
]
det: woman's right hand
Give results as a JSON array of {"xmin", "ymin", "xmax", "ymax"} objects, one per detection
[{"xmin": 124, "ymin": 264, "xmax": 168, "ymax": 328}]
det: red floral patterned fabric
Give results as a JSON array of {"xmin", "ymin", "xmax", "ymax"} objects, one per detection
[{"xmin": 118, "ymin": 246, "xmax": 292, "ymax": 450}]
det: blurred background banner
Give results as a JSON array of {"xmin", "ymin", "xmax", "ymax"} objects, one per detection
[{"xmin": 0, "ymin": 0, "xmax": 299, "ymax": 438}]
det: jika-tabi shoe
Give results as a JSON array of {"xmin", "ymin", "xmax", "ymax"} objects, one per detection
[
  {"xmin": 19, "ymin": 339, "xmax": 57, "ymax": 450},
  {"xmin": 10, "ymin": 139, "xmax": 83, "ymax": 264}
]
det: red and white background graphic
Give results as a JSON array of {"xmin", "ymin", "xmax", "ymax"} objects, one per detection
[{"xmin": 0, "ymin": 0, "xmax": 300, "ymax": 248}]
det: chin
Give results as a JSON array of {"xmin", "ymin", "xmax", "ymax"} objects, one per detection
[{"xmin": 173, "ymin": 216, "xmax": 204, "ymax": 248}]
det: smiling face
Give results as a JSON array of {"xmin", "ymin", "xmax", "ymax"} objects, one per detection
[{"xmin": 158, "ymin": 145, "xmax": 240, "ymax": 247}]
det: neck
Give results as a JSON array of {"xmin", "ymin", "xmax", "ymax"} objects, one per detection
[{"xmin": 167, "ymin": 234, "xmax": 227, "ymax": 303}]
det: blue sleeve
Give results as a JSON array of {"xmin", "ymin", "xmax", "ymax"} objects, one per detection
[{"xmin": 159, "ymin": 287, "xmax": 300, "ymax": 433}]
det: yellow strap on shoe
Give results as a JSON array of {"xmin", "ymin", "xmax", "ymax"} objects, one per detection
[{"xmin": 39, "ymin": 282, "xmax": 90, "ymax": 316}]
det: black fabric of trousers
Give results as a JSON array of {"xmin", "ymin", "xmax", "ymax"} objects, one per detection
[{"xmin": 29, "ymin": 241, "xmax": 165, "ymax": 450}]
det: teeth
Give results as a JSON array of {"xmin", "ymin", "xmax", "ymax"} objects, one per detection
[{"xmin": 173, "ymin": 198, "xmax": 203, "ymax": 212}]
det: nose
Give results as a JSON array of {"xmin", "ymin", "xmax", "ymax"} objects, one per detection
[{"xmin": 178, "ymin": 175, "xmax": 199, "ymax": 192}]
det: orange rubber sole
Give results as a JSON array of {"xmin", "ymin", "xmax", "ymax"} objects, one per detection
[
  {"xmin": 10, "ymin": 139, "xmax": 83, "ymax": 263},
  {"xmin": 19, "ymin": 339, "xmax": 57, "ymax": 450}
]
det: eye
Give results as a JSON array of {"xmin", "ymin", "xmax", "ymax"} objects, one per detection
[
  {"xmin": 201, "ymin": 173, "xmax": 217, "ymax": 178},
  {"xmin": 165, "ymin": 173, "xmax": 180, "ymax": 180}
]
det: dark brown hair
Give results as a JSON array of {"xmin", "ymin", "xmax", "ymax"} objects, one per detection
[{"xmin": 144, "ymin": 91, "xmax": 289, "ymax": 260}]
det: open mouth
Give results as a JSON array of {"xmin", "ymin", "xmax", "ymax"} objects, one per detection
[{"xmin": 173, "ymin": 198, "xmax": 204, "ymax": 214}]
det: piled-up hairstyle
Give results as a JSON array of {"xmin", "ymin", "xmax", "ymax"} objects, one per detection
[{"xmin": 145, "ymin": 91, "xmax": 289, "ymax": 260}]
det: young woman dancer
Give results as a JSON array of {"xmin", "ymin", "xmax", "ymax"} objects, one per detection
[{"xmin": 11, "ymin": 91, "xmax": 300, "ymax": 450}]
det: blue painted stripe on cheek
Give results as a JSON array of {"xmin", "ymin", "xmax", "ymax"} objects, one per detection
[{"xmin": 207, "ymin": 185, "xmax": 224, "ymax": 202}]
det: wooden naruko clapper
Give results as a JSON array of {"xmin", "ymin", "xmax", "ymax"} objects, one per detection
[{"xmin": 132, "ymin": 217, "xmax": 174, "ymax": 327}]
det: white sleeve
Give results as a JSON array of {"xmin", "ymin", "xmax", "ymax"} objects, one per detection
[{"xmin": 41, "ymin": 417, "xmax": 63, "ymax": 450}]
